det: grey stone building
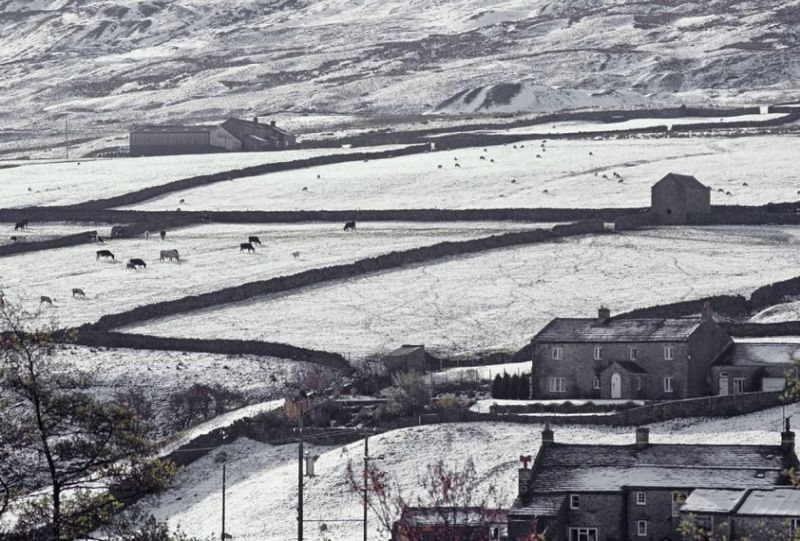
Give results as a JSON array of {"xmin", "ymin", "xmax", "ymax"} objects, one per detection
[
  {"xmin": 711, "ymin": 342, "xmax": 799, "ymax": 395},
  {"xmin": 508, "ymin": 425, "xmax": 798, "ymax": 541},
  {"xmin": 681, "ymin": 486, "xmax": 800, "ymax": 540},
  {"xmin": 530, "ymin": 307, "xmax": 732, "ymax": 400},
  {"xmin": 651, "ymin": 172, "xmax": 711, "ymax": 225},
  {"xmin": 382, "ymin": 344, "xmax": 429, "ymax": 374}
]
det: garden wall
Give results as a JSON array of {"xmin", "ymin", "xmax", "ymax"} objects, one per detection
[
  {"xmin": 0, "ymin": 230, "xmax": 97, "ymax": 258},
  {"xmin": 614, "ymin": 295, "xmax": 751, "ymax": 320},
  {"xmin": 723, "ymin": 321, "xmax": 800, "ymax": 338},
  {"xmin": 88, "ymin": 221, "xmax": 608, "ymax": 331}
]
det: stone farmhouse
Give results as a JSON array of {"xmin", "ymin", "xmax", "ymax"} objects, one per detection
[
  {"xmin": 507, "ymin": 425, "xmax": 799, "ymax": 541},
  {"xmin": 129, "ymin": 116, "xmax": 296, "ymax": 156},
  {"xmin": 530, "ymin": 306, "xmax": 732, "ymax": 400}
]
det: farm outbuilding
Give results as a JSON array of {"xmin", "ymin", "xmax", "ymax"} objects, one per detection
[
  {"xmin": 129, "ymin": 117, "xmax": 295, "ymax": 157},
  {"xmin": 650, "ymin": 172, "xmax": 711, "ymax": 224},
  {"xmin": 382, "ymin": 344, "xmax": 430, "ymax": 374}
]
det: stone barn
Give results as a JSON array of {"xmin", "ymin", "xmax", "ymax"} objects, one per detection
[
  {"xmin": 382, "ymin": 344, "xmax": 429, "ymax": 374},
  {"xmin": 650, "ymin": 172, "xmax": 711, "ymax": 224}
]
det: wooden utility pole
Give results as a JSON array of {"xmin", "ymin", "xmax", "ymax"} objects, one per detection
[
  {"xmin": 298, "ymin": 413, "xmax": 304, "ymax": 541},
  {"xmin": 221, "ymin": 462, "xmax": 227, "ymax": 541},
  {"xmin": 363, "ymin": 433, "xmax": 369, "ymax": 541}
]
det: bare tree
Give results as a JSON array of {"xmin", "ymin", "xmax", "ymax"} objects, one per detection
[
  {"xmin": 346, "ymin": 457, "xmax": 503, "ymax": 541},
  {"xmin": 0, "ymin": 294, "xmax": 168, "ymax": 540}
]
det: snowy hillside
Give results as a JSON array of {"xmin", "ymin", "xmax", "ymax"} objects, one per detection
[
  {"xmin": 2, "ymin": 0, "xmax": 800, "ymax": 153},
  {"xmin": 133, "ymin": 403, "xmax": 800, "ymax": 541}
]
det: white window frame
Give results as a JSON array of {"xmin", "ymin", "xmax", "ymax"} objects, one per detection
[
  {"xmin": 568, "ymin": 528, "xmax": 598, "ymax": 541},
  {"xmin": 593, "ymin": 346, "xmax": 603, "ymax": 360},
  {"xmin": 637, "ymin": 520, "xmax": 648, "ymax": 536},
  {"xmin": 664, "ymin": 377, "xmax": 674, "ymax": 393},
  {"xmin": 733, "ymin": 377, "xmax": 746, "ymax": 394},
  {"xmin": 552, "ymin": 347, "xmax": 563, "ymax": 360},
  {"xmin": 570, "ymin": 494, "xmax": 580, "ymax": 509},
  {"xmin": 629, "ymin": 346, "xmax": 638, "ymax": 361},
  {"xmin": 792, "ymin": 518, "xmax": 800, "ymax": 535},
  {"xmin": 636, "ymin": 492, "xmax": 646, "ymax": 506},
  {"xmin": 664, "ymin": 346, "xmax": 674, "ymax": 360},
  {"xmin": 672, "ymin": 491, "xmax": 687, "ymax": 517},
  {"xmin": 593, "ymin": 376, "xmax": 600, "ymax": 390}
]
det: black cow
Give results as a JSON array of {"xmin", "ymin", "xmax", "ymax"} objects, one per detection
[
  {"xmin": 96, "ymin": 250, "xmax": 115, "ymax": 261},
  {"xmin": 129, "ymin": 258, "xmax": 146, "ymax": 269},
  {"xmin": 249, "ymin": 236, "xmax": 262, "ymax": 246},
  {"xmin": 14, "ymin": 220, "xmax": 28, "ymax": 231},
  {"xmin": 40, "ymin": 296, "xmax": 53, "ymax": 305},
  {"xmin": 126, "ymin": 262, "xmax": 136, "ymax": 270},
  {"xmin": 72, "ymin": 288, "xmax": 86, "ymax": 298},
  {"xmin": 159, "ymin": 230, "xmax": 166, "ymax": 240},
  {"xmin": 240, "ymin": 243, "xmax": 255, "ymax": 253},
  {"xmin": 343, "ymin": 221, "xmax": 356, "ymax": 231}
]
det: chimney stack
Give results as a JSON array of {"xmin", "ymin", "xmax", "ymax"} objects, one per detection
[
  {"xmin": 635, "ymin": 427, "xmax": 650, "ymax": 449},
  {"xmin": 598, "ymin": 306, "xmax": 611, "ymax": 324},
  {"xmin": 782, "ymin": 418, "xmax": 795, "ymax": 453},
  {"xmin": 702, "ymin": 301, "xmax": 714, "ymax": 321},
  {"xmin": 541, "ymin": 423, "xmax": 554, "ymax": 446},
  {"xmin": 518, "ymin": 464, "xmax": 534, "ymax": 497}
]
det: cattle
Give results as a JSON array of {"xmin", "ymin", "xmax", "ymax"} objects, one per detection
[
  {"xmin": 536, "ymin": 154, "xmax": 541, "ymax": 159},
  {"xmin": 302, "ymin": 186, "xmax": 308, "ymax": 191},
  {"xmin": 437, "ymin": 165, "xmax": 443, "ymax": 169},
  {"xmin": 40, "ymin": 296, "xmax": 53, "ymax": 305},
  {"xmin": 542, "ymin": 189, "xmax": 549, "ymax": 194},
  {"xmin": 14, "ymin": 220, "xmax": 28, "ymax": 231},
  {"xmin": 129, "ymin": 258, "xmax": 146, "ymax": 269},
  {"xmin": 159, "ymin": 230, "xmax": 166, "ymax": 241},
  {"xmin": 479, "ymin": 156, "xmax": 486, "ymax": 160},
  {"xmin": 96, "ymin": 250, "xmax": 115, "ymax": 261},
  {"xmin": 343, "ymin": 221, "xmax": 356, "ymax": 232},
  {"xmin": 317, "ymin": 174, "xmax": 321, "ymax": 179},
  {"xmin": 126, "ymin": 262, "xmax": 136, "ymax": 270},
  {"xmin": 160, "ymin": 249, "xmax": 180, "ymax": 262},
  {"xmin": 240, "ymin": 243, "xmax": 255, "ymax": 253},
  {"xmin": 249, "ymin": 236, "xmax": 262, "ymax": 246},
  {"xmin": 145, "ymin": 230, "xmax": 150, "ymax": 240},
  {"xmin": 511, "ymin": 179, "xmax": 517, "ymax": 184},
  {"xmin": 589, "ymin": 151, "xmax": 594, "ymax": 156},
  {"xmin": 513, "ymin": 145, "xmax": 517, "ymax": 149},
  {"xmin": 72, "ymin": 288, "xmax": 86, "ymax": 299},
  {"xmin": 490, "ymin": 159, "xmax": 494, "ymax": 163},
  {"xmin": 179, "ymin": 198, "xmax": 185, "ymax": 204},
  {"xmin": 292, "ymin": 251, "xmax": 301, "ymax": 258},
  {"xmin": 743, "ymin": 182, "xmax": 748, "ymax": 186},
  {"xmin": 618, "ymin": 179, "xmax": 623, "ymax": 183}
]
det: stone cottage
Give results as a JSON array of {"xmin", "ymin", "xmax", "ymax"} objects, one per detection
[
  {"xmin": 530, "ymin": 307, "xmax": 732, "ymax": 400},
  {"xmin": 651, "ymin": 172, "xmax": 711, "ymax": 225},
  {"xmin": 508, "ymin": 424, "xmax": 798, "ymax": 541}
]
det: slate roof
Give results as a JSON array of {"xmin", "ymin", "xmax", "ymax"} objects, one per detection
[
  {"xmin": 737, "ymin": 488, "xmax": 800, "ymax": 516},
  {"xmin": 681, "ymin": 489, "xmax": 747, "ymax": 513},
  {"xmin": 131, "ymin": 125, "xmax": 218, "ymax": 134},
  {"xmin": 223, "ymin": 117, "xmax": 291, "ymax": 136},
  {"xmin": 533, "ymin": 317, "xmax": 706, "ymax": 343},
  {"xmin": 654, "ymin": 172, "xmax": 709, "ymax": 192},
  {"xmin": 385, "ymin": 345, "xmax": 426, "ymax": 358},
  {"xmin": 526, "ymin": 443, "xmax": 786, "ymax": 493},
  {"xmin": 717, "ymin": 343, "xmax": 800, "ymax": 367},
  {"xmin": 512, "ymin": 494, "xmax": 565, "ymax": 517}
]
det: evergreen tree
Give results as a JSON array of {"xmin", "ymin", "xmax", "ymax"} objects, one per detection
[
  {"xmin": 502, "ymin": 372, "xmax": 512, "ymax": 400},
  {"xmin": 509, "ymin": 374, "xmax": 521, "ymax": 399},
  {"xmin": 491, "ymin": 374, "xmax": 504, "ymax": 399}
]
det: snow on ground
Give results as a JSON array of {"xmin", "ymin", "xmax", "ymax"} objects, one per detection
[
  {"xmin": 0, "ymin": 221, "xmax": 538, "ymax": 328},
  {"xmin": 120, "ymin": 135, "xmax": 800, "ymax": 211},
  {"xmin": 54, "ymin": 345, "xmax": 332, "ymax": 433},
  {"xmin": 0, "ymin": 222, "xmax": 114, "ymax": 245},
  {"xmin": 132, "ymin": 403, "xmax": 800, "ymax": 541},
  {"xmin": 431, "ymin": 361, "xmax": 530, "ymax": 385},
  {"xmin": 126, "ymin": 226, "xmax": 800, "ymax": 359},
  {"xmin": 0, "ymin": 145, "xmax": 408, "ymax": 208},
  {"xmin": 749, "ymin": 300, "xmax": 800, "ymax": 323}
]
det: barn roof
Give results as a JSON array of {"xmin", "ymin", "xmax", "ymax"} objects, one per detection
[
  {"xmin": 384, "ymin": 345, "xmax": 426, "ymax": 358},
  {"xmin": 681, "ymin": 489, "xmax": 747, "ymax": 514},
  {"xmin": 527, "ymin": 442, "xmax": 787, "ymax": 493},
  {"xmin": 223, "ymin": 117, "xmax": 291, "ymax": 136},
  {"xmin": 653, "ymin": 172, "xmax": 709, "ymax": 192},
  {"xmin": 533, "ymin": 317, "xmax": 706, "ymax": 343},
  {"xmin": 131, "ymin": 125, "xmax": 218, "ymax": 134},
  {"xmin": 736, "ymin": 488, "xmax": 800, "ymax": 516}
]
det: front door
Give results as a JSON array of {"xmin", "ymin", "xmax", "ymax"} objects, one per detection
[
  {"xmin": 611, "ymin": 373, "xmax": 622, "ymax": 399},
  {"xmin": 719, "ymin": 374, "xmax": 729, "ymax": 396}
]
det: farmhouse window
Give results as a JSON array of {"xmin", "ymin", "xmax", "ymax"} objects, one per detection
[
  {"xmin": 570, "ymin": 494, "xmax": 580, "ymax": 509},
  {"xmin": 734, "ymin": 378, "xmax": 746, "ymax": 394},
  {"xmin": 792, "ymin": 518, "xmax": 800, "ymax": 536},
  {"xmin": 664, "ymin": 377, "xmax": 674, "ymax": 393},
  {"xmin": 593, "ymin": 346, "xmax": 602, "ymax": 360},
  {"xmin": 549, "ymin": 377, "xmax": 566, "ymax": 393},
  {"xmin": 569, "ymin": 528, "xmax": 598, "ymax": 541},
  {"xmin": 636, "ymin": 492, "xmax": 646, "ymax": 505},
  {"xmin": 593, "ymin": 377, "xmax": 600, "ymax": 390},
  {"xmin": 552, "ymin": 347, "xmax": 563, "ymax": 360},
  {"xmin": 664, "ymin": 346, "xmax": 674, "ymax": 360},
  {"xmin": 637, "ymin": 520, "xmax": 648, "ymax": 536},
  {"xmin": 672, "ymin": 492, "xmax": 687, "ymax": 517},
  {"xmin": 629, "ymin": 347, "xmax": 638, "ymax": 361}
]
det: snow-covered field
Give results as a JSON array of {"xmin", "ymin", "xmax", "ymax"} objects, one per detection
[
  {"xmin": 120, "ymin": 135, "xmax": 800, "ymax": 211},
  {"xmin": 55, "ymin": 345, "xmax": 324, "ymax": 433},
  {"xmin": 750, "ymin": 301, "xmax": 800, "ymax": 323},
  {"xmin": 0, "ymin": 221, "xmax": 541, "ymax": 328},
  {"xmin": 431, "ymin": 361, "xmax": 530, "ymax": 385},
  {"xmin": 0, "ymin": 145, "xmax": 407, "ymax": 208},
  {"xmin": 0, "ymin": 222, "xmax": 114, "ymax": 245},
  {"xmin": 132, "ymin": 403, "xmax": 800, "ymax": 541},
  {"xmin": 125, "ymin": 226, "xmax": 800, "ymax": 359}
]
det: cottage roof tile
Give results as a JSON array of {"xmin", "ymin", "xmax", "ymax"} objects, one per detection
[
  {"xmin": 534, "ymin": 317, "xmax": 706, "ymax": 343},
  {"xmin": 654, "ymin": 172, "xmax": 710, "ymax": 192},
  {"xmin": 681, "ymin": 489, "xmax": 747, "ymax": 513}
]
